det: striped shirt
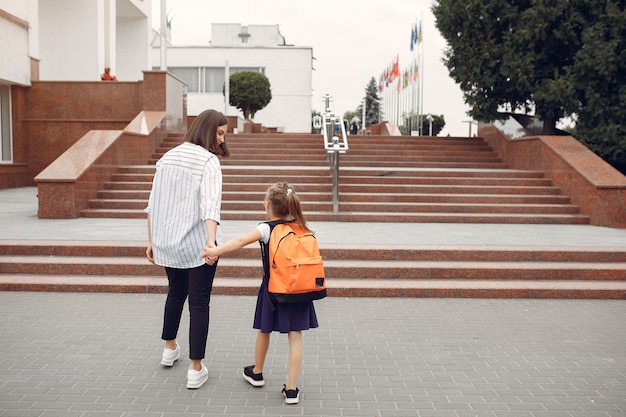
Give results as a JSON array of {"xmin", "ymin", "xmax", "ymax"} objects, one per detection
[{"xmin": 145, "ymin": 142, "xmax": 223, "ymax": 269}]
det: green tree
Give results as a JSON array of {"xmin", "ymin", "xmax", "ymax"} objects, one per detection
[
  {"xmin": 356, "ymin": 77, "xmax": 382, "ymax": 127},
  {"xmin": 400, "ymin": 114, "xmax": 445, "ymax": 136},
  {"xmin": 225, "ymin": 71, "xmax": 272, "ymax": 119},
  {"xmin": 569, "ymin": 2, "xmax": 626, "ymax": 174},
  {"xmin": 343, "ymin": 110, "xmax": 359, "ymax": 123},
  {"xmin": 433, "ymin": 0, "xmax": 626, "ymax": 173},
  {"xmin": 422, "ymin": 114, "xmax": 445, "ymax": 136},
  {"xmin": 432, "ymin": 0, "xmax": 583, "ymax": 134}
]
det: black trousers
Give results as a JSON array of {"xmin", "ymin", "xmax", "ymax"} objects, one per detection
[{"xmin": 161, "ymin": 262, "xmax": 217, "ymax": 360}]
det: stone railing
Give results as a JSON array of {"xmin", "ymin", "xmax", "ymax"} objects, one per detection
[
  {"xmin": 479, "ymin": 123, "xmax": 626, "ymax": 229},
  {"xmin": 34, "ymin": 111, "xmax": 166, "ymax": 218}
]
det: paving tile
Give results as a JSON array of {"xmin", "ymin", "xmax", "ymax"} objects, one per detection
[{"xmin": 1, "ymin": 293, "xmax": 625, "ymax": 416}]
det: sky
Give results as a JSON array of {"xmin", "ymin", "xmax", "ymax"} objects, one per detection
[{"xmin": 152, "ymin": 0, "xmax": 473, "ymax": 137}]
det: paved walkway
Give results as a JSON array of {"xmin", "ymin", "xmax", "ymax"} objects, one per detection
[
  {"xmin": 1, "ymin": 292, "xmax": 625, "ymax": 416},
  {"xmin": 2, "ymin": 187, "xmax": 626, "ymax": 247},
  {"xmin": 1, "ymin": 187, "xmax": 626, "ymax": 416}
]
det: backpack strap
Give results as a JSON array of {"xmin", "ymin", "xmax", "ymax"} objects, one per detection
[
  {"xmin": 258, "ymin": 220, "xmax": 290, "ymax": 271},
  {"xmin": 258, "ymin": 220, "xmax": 292, "ymax": 312}
]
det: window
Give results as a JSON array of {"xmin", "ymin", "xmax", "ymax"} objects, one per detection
[
  {"xmin": 204, "ymin": 68, "xmax": 225, "ymax": 93},
  {"xmin": 0, "ymin": 85, "xmax": 12, "ymax": 163},
  {"xmin": 160, "ymin": 67, "xmax": 265, "ymax": 93},
  {"xmin": 169, "ymin": 67, "xmax": 200, "ymax": 92}
]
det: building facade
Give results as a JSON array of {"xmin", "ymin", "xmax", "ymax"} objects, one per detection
[
  {"xmin": 153, "ymin": 23, "xmax": 313, "ymax": 133},
  {"xmin": 0, "ymin": 0, "xmax": 152, "ymax": 165}
]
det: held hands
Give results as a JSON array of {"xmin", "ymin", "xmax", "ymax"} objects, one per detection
[
  {"xmin": 147, "ymin": 243, "xmax": 218, "ymax": 265},
  {"xmin": 202, "ymin": 245, "xmax": 219, "ymax": 265}
]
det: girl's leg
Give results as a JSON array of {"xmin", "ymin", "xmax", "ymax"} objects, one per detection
[
  {"xmin": 254, "ymin": 330, "xmax": 270, "ymax": 373},
  {"xmin": 286, "ymin": 331, "xmax": 303, "ymax": 390},
  {"xmin": 162, "ymin": 267, "xmax": 188, "ymax": 345},
  {"xmin": 187, "ymin": 262, "xmax": 217, "ymax": 370}
]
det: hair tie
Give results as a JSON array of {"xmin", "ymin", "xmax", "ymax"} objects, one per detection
[{"xmin": 287, "ymin": 188, "xmax": 293, "ymax": 195}]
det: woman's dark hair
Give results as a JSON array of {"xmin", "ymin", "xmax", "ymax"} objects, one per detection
[{"xmin": 184, "ymin": 109, "xmax": 230, "ymax": 157}]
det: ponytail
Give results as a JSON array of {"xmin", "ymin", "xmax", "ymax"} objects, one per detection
[{"xmin": 266, "ymin": 182, "xmax": 310, "ymax": 232}]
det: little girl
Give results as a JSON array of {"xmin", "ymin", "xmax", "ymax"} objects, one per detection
[{"xmin": 203, "ymin": 182, "xmax": 318, "ymax": 404}]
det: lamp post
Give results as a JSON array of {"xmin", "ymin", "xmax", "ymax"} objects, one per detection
[
  {"xmin": 426, "ymin": 114, "xmax": 434, "ymax": 136},
  {"xmin": 463, "ymin": 120, "xmax": 476, "ymax": 138}
]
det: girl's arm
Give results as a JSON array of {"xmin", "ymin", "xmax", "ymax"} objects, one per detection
[{"xmin": 203, "ymin": 228, "xmax": 262, "ymax": 258}]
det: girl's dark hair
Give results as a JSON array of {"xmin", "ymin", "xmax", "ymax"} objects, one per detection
[
  {"xmin": 266, "ymin": 182, "xmax": 310, "ymax": 232},
  {"xmin": 184, "ymin": 109, "xmax": 230, "ymax": 157}
]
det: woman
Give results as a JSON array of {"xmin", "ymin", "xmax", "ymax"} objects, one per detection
[{"xmin": 145, "ymin": 109, "xmax": 230, "ymax": 389}]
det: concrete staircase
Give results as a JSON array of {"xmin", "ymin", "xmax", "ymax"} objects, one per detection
[
  {"xmin": 1, "ymin": 241, "xmax": 625, "ymax": 298},
  {"xmin": 80, "ymin": 133, "xmax": 589, "ymax": 225},
  {"xmin": 3, "ymin": 132, "xmax": 621, "ymax": 299}
]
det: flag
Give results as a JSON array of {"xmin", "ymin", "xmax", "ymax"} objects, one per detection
[
  {"xmin": 410, "ymin": 23, "xmax": 417, "ymax": 51},
  {"xmin": 393, "ymin": 55, "xmax": 399, "ymax": 79},
  {"xmin": 417, "ymin": 20, "xmax": 423, "ymax": 45}
]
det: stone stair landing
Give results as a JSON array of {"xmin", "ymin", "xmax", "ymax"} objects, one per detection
[{"xmin": 80, "ymin": 133, "xmax": 589, "ymax": 225}]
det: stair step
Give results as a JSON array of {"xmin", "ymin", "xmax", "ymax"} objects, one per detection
[
  {"xmin": 79, "ymin": 208, "xmax": 590, "ymax": 223},
  {"xmin": 1, "ymin": 275, "xmax": 624, "ymax": 299},
  {"xmin": 338, "ymin": 184, "xmax": 562, "ymax": 195},
  {"xmin": 91, "ymin": 199, "xmax": 596, "ymax": 213},
  {"xmin": 2, "ymin": 242, "xmax": 623, "ymax": 298},
  {"xmin": 4, "ymin": 242, "xmax": 625, "ymax": 263},
  {"xmin": 2, "ymin": 256, "xmax": 624, "ymax": 281},
  {"xmin": 83, "ymin": 133, "xmax": 590, "ymax": 225},
  {"xmin": 218, "ymin": 201, "xmax": 581, "ymax": 214}
]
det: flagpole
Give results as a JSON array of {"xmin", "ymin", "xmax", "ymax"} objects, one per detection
[
  {"xmin": 410, "ymin": 18, "xmax": 420, "ymax": 135},
  {"xmin": 160, "ymin": 0, "xmax": 167, "ymax": 70},
  {"xmin": 419, "ymin": 13, "xmax": 424, "ymax": 136},
  {"xmin": 412, "ymin": 19, "xmax": 419, "ymax": 135}
]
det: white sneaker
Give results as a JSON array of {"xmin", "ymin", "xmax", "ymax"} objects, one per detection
[
  {"xmin": 187, "ymin": 364, "xmax": 208, "ymax": 389},
  {"xmin": 161, "ymin": 344, "xmax": 180, "ymax": 366}
]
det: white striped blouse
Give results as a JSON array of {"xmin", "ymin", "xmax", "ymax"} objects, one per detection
[{"xmin": 145, "ymin": 142, "xmax": 223, "ymax": 269}]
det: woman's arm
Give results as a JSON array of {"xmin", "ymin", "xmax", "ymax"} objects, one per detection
[{"xmin": 146, "ymin": 214, "xmax": 155, "ymax": 264}]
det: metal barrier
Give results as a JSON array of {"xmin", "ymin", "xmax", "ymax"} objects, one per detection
[{"xmin": 313, "ymin": 93, "xmax": 349, "ymax": 213}]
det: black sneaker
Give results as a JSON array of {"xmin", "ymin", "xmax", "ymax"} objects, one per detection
[
  {"xmin": 282, "ymin": 384, "xmax": 300, "ymax": 404},
  {"xmin": 243, "ymin": 365, "xmax": 265, "ymax": 387}
]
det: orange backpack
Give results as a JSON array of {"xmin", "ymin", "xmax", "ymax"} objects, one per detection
[{"xmin": 266, "ymin": 222, "xmax": 326, "ymax": 303}]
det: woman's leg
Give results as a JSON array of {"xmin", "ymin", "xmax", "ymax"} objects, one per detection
[
  {"xmin": 162, "ymin": 267, "xmax": 188, "ymax": 344},
  {"xmin": 286, "ymin": 331, "xmax": 303, "ymax": 390},
  {"xmin": 187, "ymin": 262, "xmax": 217, "ymax": 369},
  {"xmin": 254, "ymin": 331, "xmax": 271, "ymax": 373}
]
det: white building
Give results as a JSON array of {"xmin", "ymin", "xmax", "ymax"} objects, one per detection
[
  {"xmin": 0, "ymin": 0, "xmax": 152, "ymax": 163},
  {"xmin": 153, "ymin": 23, "xmax": 314, "ymax": 133}
]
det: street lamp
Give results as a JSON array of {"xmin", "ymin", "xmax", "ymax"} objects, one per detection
[
  {"xmin": 463, "ymin": 120, "xmax": 476, "ymax": 138},
  {"xmin": 426, "ymin": 114, "xmax": 434, "ymax": 136}
]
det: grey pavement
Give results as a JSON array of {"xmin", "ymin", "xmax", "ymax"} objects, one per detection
[
  {"xmin": 2, "ymin": 187, "xmax": 626, "ymax": 248},
  {"xmin": 1, "ymin": 186, "xmax": 626, "ymax": 416},
  {"xmin": 1, "ymin": 293, "xmax": 625, "ymax": 416}
]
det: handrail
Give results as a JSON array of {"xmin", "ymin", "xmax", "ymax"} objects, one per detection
[{"xmin": 313, "ymin": 93, "xmax": 349, "ymax": 213}]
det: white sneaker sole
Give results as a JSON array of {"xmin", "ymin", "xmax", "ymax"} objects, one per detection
[
  {"xmin": 187, "ymin": 373, "xmax": 208, "ymax": 389},
  {"xmin": 243, "ymin": 372, "xmax": 265, "ymax": 387},
  {"xmin": 187, "ymin": 365, "xmax": 208, "ymax": 389},
  {"xmin": 161, "ymin": 352, "xmax": 180, "ymax": 367},
  {"xmin": 284, "ymin": 395, "xmax": 300, "ymax": 404}
]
